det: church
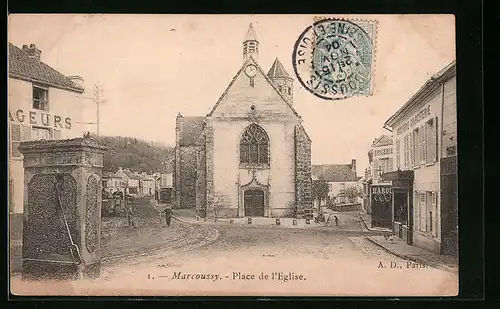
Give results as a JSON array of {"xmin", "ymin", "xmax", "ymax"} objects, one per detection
[{"xmin": 174, "ymin": 23, "xmax": 312, "ymax": 218}]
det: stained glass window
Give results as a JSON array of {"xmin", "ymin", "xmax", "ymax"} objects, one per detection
[{"xmin": 240, "ymin": 124, "xmax": 269, "ymax": 164}]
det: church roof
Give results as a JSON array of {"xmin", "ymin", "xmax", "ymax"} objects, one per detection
[
  {"xmin": 207, "ymin": 57, "xmax": 301, "ymax": 118},
  {"xmin": 179, "ymin": 116, "xmax": 205, "ymax": 147},
  {"xmin": 311, "ymin": 164, "xmax": 357, "ymax": 182},
  {"xmin": 267, "ymin": 58, "xmax": 292, "ymax": 80},
  {"xmin": 243, "ymin": 23, "xmax": 259, "ymax": 42}
]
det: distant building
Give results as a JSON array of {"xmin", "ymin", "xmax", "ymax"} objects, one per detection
[
  {"xmin": 154, "ymin": 161, "xmax": 174, "ymax": 203},
  {"xmin": 114, "ymin": 167, "xmax": 140, "ymax": 196},
  {"xmin": 8, "ymin": 43, "xmax": 85, "ymax": 215},
  {"xmin": 368, "ymin": 134, "xmax": 394, "ymax": 183},
  {"xmin": 311, "ymin": 160, "xmax": 358, "ymax": 206},
  {"xmin": 102, "ymin": 172, "xmax": 122, "ymax": 195},
  {"xmin": 383, "ymin": 61, "xmax": 457, "ymax": 256},
  {"xmin": 137, "ymin": 172, "xmax": 156, "ymax": 196}
]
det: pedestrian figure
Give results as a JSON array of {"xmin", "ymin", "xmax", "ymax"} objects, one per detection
[
  {"xmin": 126, "ymin": 199, "xmax": 136, "ymax": 228},
  {"xmin": 164, "ymin": 206, "xmax": 172, "ymax": 227},
  {"xmin": 334, "ymin": 215, "xmax": 339, "ymax": 226}
]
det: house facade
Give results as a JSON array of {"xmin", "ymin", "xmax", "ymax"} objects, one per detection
[
  {"xmin": 102, "ymin": 172, "xmax": 123, "ymax": 195},
  {"xmin": 138, "ymin": 172, "xmax": 156, "ymax": 196},
  {"xmin": 311, "ymin": 160, "xmax": 358, "ymax": 208},
  {"xmin": 114, "ymin": 167, "xmax": 140, "ymax": 196},
  {"xmin": 369, "ymin": 135, "xmax": 394, "ymax": 183},
  {"xmin": 383, "ymin": 61, "xmax": 457, "ymax": 255},
  {"xmin": 174, "ymin": 23, "xmax": 312, "ymax": 218},
  {"xmin": 365, "ymin": 134, "xmax": 395, "ymax": 227},
  {"xmin": 8, "ymin": 43, "xmax": 85, "ymax": 215}
]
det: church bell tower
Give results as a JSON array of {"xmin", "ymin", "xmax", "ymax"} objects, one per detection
[
  {"xmin": 267, "ymin": 57, "xmax": 294, "ymax": 104},
  {"xmin": 243, "ymin": 23, "xmax": 259, "ymax": 62}
]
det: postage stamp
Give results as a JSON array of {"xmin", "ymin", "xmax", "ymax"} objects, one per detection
[{"xmin": 293, "ymin": 18, "xmax": 377, "ymax": 100}]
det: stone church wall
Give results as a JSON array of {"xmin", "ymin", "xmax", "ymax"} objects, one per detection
[
  {"xmin": 179, "ymin": 146, "xmax": 198, "ymax": 209},
  {"xmin": 295, "ymin": 125, "xmax": 313, "ymax": 217},
  {"xmin": 195, "ymin": 137, "xmax": 207, "ymax": 217}
]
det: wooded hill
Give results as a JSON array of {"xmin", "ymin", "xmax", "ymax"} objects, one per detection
[{"xmin": 93, "ymin": 135, "xmax": 174, "ymax": 174}]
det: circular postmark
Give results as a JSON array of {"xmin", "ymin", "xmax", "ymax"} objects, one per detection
[{"xmin": 293, "ymin": 18, "xmax": 374, "ymax": 100}]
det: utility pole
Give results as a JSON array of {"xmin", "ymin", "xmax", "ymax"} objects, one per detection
[
  {"xmin": 78, "ymin": 83, "xmax": 105, "ymax": 136},
  {"xmin": 94, "ymin": 84, "xmax": 104, "ymax": 137}
]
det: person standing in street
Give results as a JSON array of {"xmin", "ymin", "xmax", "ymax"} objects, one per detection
[
  {"xmin": 164, "ymin": 206, "xmax": 172, "ymax": 227},
  {"xmin": 126, "ymin": 197, "xmax": 136, "ymax": 228}
]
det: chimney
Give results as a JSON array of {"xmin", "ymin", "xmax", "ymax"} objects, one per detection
[
  {"xmin": 351, "ymin": 159, "xmax": 357, "ymax": 175},
  {"xmin": 24, "ymin": 44, "xmax": 42, "ymax": 61},
  {"xmin": 118, "ymin": 166, "xmax": 123, "ymax": 172}
]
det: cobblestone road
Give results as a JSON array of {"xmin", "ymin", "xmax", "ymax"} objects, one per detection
[
  {"xmin": 100, "ymin": 198, "xmax": 218, "ymax": 267},
  {"xmin": 10, "ymin": 206, "xmax": 457, "ymax": 297}
]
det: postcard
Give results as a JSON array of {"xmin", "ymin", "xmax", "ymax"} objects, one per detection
[{"xmin": 8, "ymin": 14, "xmax": 458, "ymax": 296}]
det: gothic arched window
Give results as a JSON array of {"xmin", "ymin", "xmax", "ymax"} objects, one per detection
[{"xmin": 240, "ymin": 124, "xmax": 269, "ymax": 164}]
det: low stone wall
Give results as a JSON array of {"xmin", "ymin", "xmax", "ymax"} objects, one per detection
[{"xmin": 331, "ymin": 203, "xmax": 362, "ymax": 212}]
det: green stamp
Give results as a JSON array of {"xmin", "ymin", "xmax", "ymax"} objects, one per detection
[{"xmin": 293, "ymin": 18, "xmax": 376, "ymax": 100}]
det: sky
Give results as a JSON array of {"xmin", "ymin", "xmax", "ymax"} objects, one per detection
[{"xmin": 8, "ymin": 14, "xmax": 455, "ymax": 175}]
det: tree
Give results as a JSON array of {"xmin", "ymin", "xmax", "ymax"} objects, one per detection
[
  {"xmin": 312, "ymin": 180, "xmax": 330, "ymax": 203},
  {"xmin": 343, "ymin": 186, "xmax": 362, "ymax": 203},
  {"xmin": 96, "ymin": 135, "xmax": 174, "ymax": 173}
]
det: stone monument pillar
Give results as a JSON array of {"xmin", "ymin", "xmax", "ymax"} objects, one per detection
[{"xmin": 18, "ymin": 137, "xmax": 107, "ymax": 280}]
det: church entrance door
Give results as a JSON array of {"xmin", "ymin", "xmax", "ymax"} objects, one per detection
[{"xmin": 244, "ymin": 189, "xmax": 265, "ymax": 217}]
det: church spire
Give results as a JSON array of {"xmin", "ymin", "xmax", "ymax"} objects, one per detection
[{"xmin": 243, "ymin": 23, "xmax": 259, "ymax": 62}]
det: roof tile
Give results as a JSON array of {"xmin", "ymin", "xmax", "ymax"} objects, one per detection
[
  {"xmin": 8, "ymin": 43, "xmax": 84, "ymax": 93},
  {"xmin": 267, "ymin": 58, "xmax": 292, "ymax": 80},
  {"xmin": 312, "ymin": 164, "xmax": 357, "ymax": 182}
]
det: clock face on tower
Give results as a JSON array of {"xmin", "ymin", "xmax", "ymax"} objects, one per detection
[{"xmin": 244, "ymin": 64, "xmax": 257, "ymax": 77}]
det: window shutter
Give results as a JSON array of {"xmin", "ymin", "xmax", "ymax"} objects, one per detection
[
  {"xmin": 413, "ymin": 130, "xmax": 418, "ymax": 167},
  {"xmin": 420, "ymin": 193, "xmax": 426, "ymax": 231},
  {"xmin": 10, "ymin": 123, "xmax": 21, "ymax": 158},
  {"xmin": 421, "ymin": 125, "xmax": 426, "ymax": 164},
  {"xmin": 432, "ymin": 192, "xmax": 438, "ymax": 236},
  {"xmin": 414, "ymin": 191, "xmax": 419, "ymax": 229},
  {"xmin": 11, "ymin": 124, "xmax": 21, "ymax": 142},
  {"xmin": 434, "ymin": 117, "xmax": 439, "ymax": 162},
  {"xmin": 395, "ymin": 140, "xmax": 400, "ymax": 169},
  {"xmin": 21, "ymin": 125, "xmax": 31, "ymax": 141}
]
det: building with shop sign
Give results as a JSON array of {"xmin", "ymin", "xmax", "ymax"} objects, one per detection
[
  {"xmin": 383, "ymin": 61, "xmax": 457, "ymax": 256},
  {"xmin": 8, "ymin": 43, "xmax": 85, "ymax": 215},
  {"xmin": 363, "ymin": 134, "xmax": 395, "ymax": 227}
]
